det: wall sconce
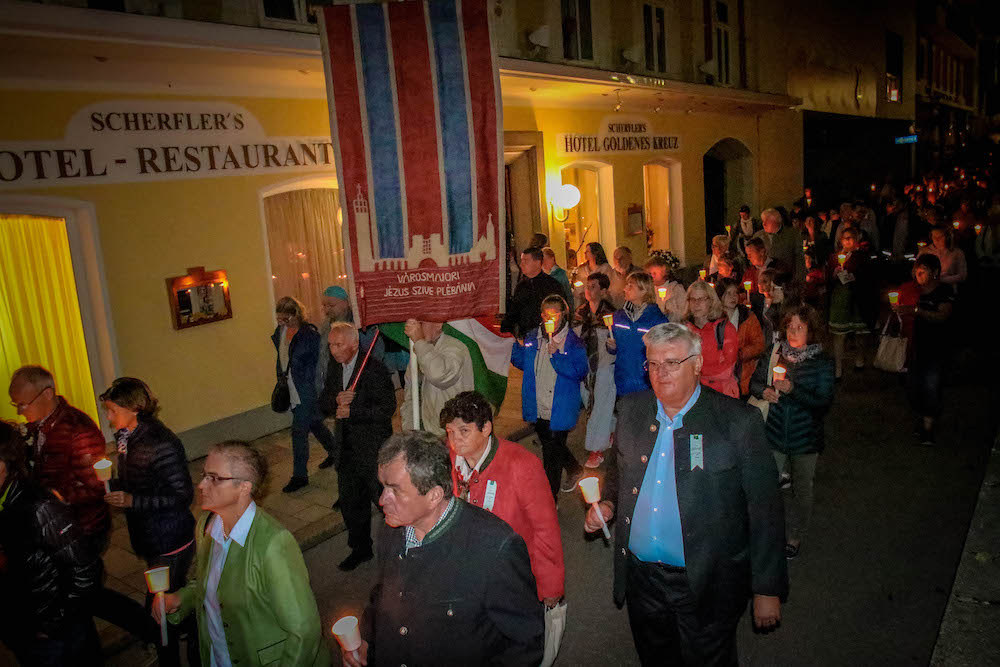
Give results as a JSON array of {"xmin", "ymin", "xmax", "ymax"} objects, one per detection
[{"xmin": 550, "ymin": 183, "xmax": 581, "ymax": 222}]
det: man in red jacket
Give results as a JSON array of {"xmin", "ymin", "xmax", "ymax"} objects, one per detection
[
  {"xmin": 440, "ymin": 391, "xmax": 565, "ymax": 607},
  {"xmin": 9, "ymin": 366, "xmax": 110, "ymax": 546}
]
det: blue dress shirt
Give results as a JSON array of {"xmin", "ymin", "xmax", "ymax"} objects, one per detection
[
  {"xmin": 205, "ymin": 501, "xmax": 257, "ymax": 667},
  {"xmin": 628, "ymin": 385, "xmax": 701, "ymax": 566}
]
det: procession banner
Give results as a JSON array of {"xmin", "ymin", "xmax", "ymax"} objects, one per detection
[{"xmin": 319, "ymin": 0, "xmax": 504, "ymax": 327}]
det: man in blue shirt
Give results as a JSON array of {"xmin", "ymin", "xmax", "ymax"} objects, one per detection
[{"xmin": 586, "ymin": 323, "xmax": 787, "ymax": 666}]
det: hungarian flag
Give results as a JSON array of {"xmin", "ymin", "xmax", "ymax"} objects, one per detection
[
  {"xmin": 319, "ymin": 0, "xmax": 504, "ymax": 327},
  {"xmin": 379, "ymin": 317, "xmax": 513, "ymax": 409}
]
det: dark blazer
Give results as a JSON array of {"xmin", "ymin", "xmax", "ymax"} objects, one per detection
[
  {"xmin": 112, "ymin": 417, "xmax": 196, "ymax": 559},
  {"xmin": 318, "ymin": 353, "xmax": 395, "ymax": 461},
  {"xmin": 271, "ymin": 323, "xmax": 321, "ymax": 405},
  {"xmin": 362, "ymin": 500, "xmax": 544, "ymax": 666},
  {"xmin": 604, "ymin": 388, "xmax": 788, "ymax": 623}
]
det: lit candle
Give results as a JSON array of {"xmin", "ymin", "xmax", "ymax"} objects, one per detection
[
  {"xmin": 743, "ymin": 280, "xmax": 752, "ymax": 294},
  {"xmin": 544, "ymin": 319, "xmax": 555, "ymax": 339},
  {"xmin": 725, "ymin": 224, "xmax": 731, "ymax": 234},
  {"xmin": 806, "ymin": 197, "xmax": 812, "ymax": 207},
  {"xmin": 773, "ymin": 365, "xmax": 787, "ymax": 382},
  {"xmin": 952, "ymin": 220, "xmax": 960, "ymax": 230},
  {"xmin": 837, "ymin": 253, "xmax": 847, "ymax": 267},
  {"xmin": 578, "ymin": 477, "xmax": 611, "ymax": 540},
  {"xmin": 144, "ymin": 566, "xmax": 171, "ymax": 646},
  {"xmin": 93, "ymin": 458, "xmax": 112, "ymax": 493},
  {"xmin": 888, "ymin": 291, "xmax": 899, "ymax": 305},
  {"xmin": 975, "ymin": 224, "xmax": 982, "ymax": 235},
  {"xmin": 332, "ymin": 616, "xmax": 362, "ymax": 659},
  {"xmin": 699, "ymin": 269, "xmax": 707, "ymax": 280},
  {"xmin": 917, "ymin": 241, "xmax": 927, "ymax": 248},
  {"xmin": 657, "ymin": 286, "xmax": 667, "ymax": 300},
  {"xmin": 573, "ymin": 280, "xmax": 583, "ymax": 288},
  {"xmin": 870, "ymin": 183, "xmax": 876, "ymax": 192},
  {"xmin": 708, "ymin": 282, "xmax": 715, "ymax": 288},
  {"xmin": 602, "ymin": 313, "xmax": 615, "ymax": 341}
]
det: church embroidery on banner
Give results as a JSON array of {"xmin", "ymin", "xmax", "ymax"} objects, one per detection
[{"xmin": 351, "ymin": 183, "xmax": 496, "ymax": 272}]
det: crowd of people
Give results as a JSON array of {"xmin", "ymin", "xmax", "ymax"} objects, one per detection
[{"xmin": 2, "ymin": 162, "xmax": 997, "ymax": 666}]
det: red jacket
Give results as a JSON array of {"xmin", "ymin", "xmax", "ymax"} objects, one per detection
[
  {"xmin": 687, "ymin": 318, "xmax": 740, "ymax": 398},
  {"xmin": 450, "ymin": 438, "xmax": 564, "ymax": 601},
  {"xmin": 30, "ymin": 397, "xmax": 110, "ymax": 539}
]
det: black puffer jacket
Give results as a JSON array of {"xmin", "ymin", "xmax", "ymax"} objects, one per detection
[
  {"xmin": 113, "ymin": 417, "xmax": 195, "ymax": 559},
  {"xmin": 0, "ymin": 478, "xmax": 102, "ymax": 636}
]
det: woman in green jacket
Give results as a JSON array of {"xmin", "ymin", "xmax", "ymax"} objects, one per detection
[
  {"xmin": 155, "ymin": 441, "xmax": 329, "ymax": 667},
  {"xmin": 750, "ymin": 304, "xmax": 835, "ymax": 560}
]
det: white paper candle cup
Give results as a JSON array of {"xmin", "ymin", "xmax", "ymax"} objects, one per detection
[
  {"xmin": 773, "ymin": 366, "xmax": 787, "ymax": 382},
  {"xmin": 332, "ymin": 616, "xmax": 362, "ymax": 652},
  {"xmin": 657, "ymin": 287, "xmax": 667, "ymax": 300},
  {"xmin": 145, "ymin": 566, "xmax": 171, "ymax": 594},
  {"xmin": 578, "ymin": 477, "xmax": 601, "ymax": 504},
  {"xmin": 93, "ymin": 458, "xmax": 112, "ymax": 482}
]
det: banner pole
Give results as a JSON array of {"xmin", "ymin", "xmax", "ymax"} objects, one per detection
[{"xmin": 409, "ymin": 339, "xmax": 420, "ymax": 430}]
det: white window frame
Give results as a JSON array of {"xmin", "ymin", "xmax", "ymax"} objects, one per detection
[
  {"xmin": 641, "ymin": 1, "xmax": 668, "ymax": 74},
  {"xmin": 257, "ymin": 0, "xmax": 319, "ymax": 33},
  {"xmin": 712, "ymin": 0, "xmax": 734, "ymax": 87},
  {"xmin": 561, "ymin": 0, "xmax": 594, "ymax": 63}
]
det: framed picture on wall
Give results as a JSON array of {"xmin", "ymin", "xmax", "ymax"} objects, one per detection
[
  {"xmin": 626, "ymin": 204, "xmax": 644, "ymax": 236},
  {"xmin": 166, "ymin": 266, "xmax": 233, "ymax": 330}
]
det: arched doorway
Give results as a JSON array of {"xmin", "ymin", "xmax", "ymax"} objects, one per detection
[{"xmin": 703, "ymin": 138, "xmax": 753, "ymax": 253}]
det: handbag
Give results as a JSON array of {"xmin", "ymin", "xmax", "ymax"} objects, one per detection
[
  {"xmin": 540, "ymin": 601, "xmax": 567, "ymax": 667},
  {"xmin": 747, "ymin": 346, "xmax": 780, "ymax": 421},
  {"xmin": 270, "ymin": 372, "xmax": 290, "ymax": 413},
  {"xmin": 874, "ymin": 314, "xmax": 907, "ymax": 373}
]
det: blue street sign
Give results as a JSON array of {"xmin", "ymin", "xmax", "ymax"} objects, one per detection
[{"xmin": 894, "ymin": 135, "xmax": 918, "ymax": 145}]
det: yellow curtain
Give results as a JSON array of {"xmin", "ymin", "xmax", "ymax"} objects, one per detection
[
  {"xmin": 0, "ymin": 214, "xmax": 99, "ymax": 424},
  {"xmin": 263, "ymin": 188, "xmax": 347, "ymax": 326}
]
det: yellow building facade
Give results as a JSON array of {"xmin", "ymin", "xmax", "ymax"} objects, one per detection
[{"xmin": 0, "ymin": 0, "xmax": 909, "ymax": 452}]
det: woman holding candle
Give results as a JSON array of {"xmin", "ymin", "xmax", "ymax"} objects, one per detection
[
  {"xmin": 607, "ymin": 271, "xmax": 669, "ymax": 397},
  {"xmin": 644, "ymin": 255, "xmax": 687, "ymax": 322},
  {"xmin": 827, "ymin": 228, "xmax": 873, "ymax": 378},
  {"xmin": 893, "ymin": 254, "xmax": 955, "ymax": 445},
  {"xmin": 100, "ymin": 377, "xmax": 198, "ymax": 666},
  {"xmin": 511, "ymin": 295, "xmax": 589, "ymax": 497},
  {"xmin": 749, "ymin": 304, "xmax": 835, "ymax": 559},
  {"xmin": 716, "ymin": 278, "xmax": 765, "ymax": 398},
  {"xmin": 573, "ymin": 272, "xmax": 618, "ymax": 468},
  {"xmin": 683, "ymin": 281, "xmax": 740, "ymax": 398}
]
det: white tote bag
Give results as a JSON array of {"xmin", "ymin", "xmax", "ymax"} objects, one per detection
[
  {"xmin": 540, "ymin": 601, "xmax": 567, "ymax": 667},
  {"xmin": 874, "ymin": 314, "xmax": 907, "ymax": 373}
]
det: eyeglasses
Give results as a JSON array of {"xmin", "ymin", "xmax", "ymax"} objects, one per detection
[
  {"xmin": 644, "ymin": 355, "xmax": 698, "ymax": 375},
  {"xmin": 10, "ymin": 387, "xmax": 50, "ymax": 411},
  {"xmin": 201, "ymin": 472, "xmax": 248, "ymax": 485}
]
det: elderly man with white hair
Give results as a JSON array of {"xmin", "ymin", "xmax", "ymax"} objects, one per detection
[
  {"xmin": 755, "ymin": 208, "xmax": 805, "ymax": 281},
  {"xmin": 585, "ymin": 322, "xmax": 787, "ymax": 666},
  {"xmin": 319, "ymin": 322, "xmax": 396, "ymax": 571}
]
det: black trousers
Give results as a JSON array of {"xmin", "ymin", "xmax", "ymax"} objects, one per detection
[
  {"xmin": 339, "ymin": 448, "xmax": 382, "ymax": 553},
  {"xmin": 10, "ymin": 613, "xmax": 102, "ymax": 667},
  {"xmin": 625, "ymin": 552, "xmax": 739, "ymax": 667},
  {"xmin": 534, "ymin": 419, "xmax": 582, "ymax": 499},
  {"xmin": 84, "ymin": 532, "xmax": 160, "ymax": 646}
]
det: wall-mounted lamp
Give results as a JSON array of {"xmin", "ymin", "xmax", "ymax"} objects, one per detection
[{"xmin": 550, "ymin": 183, "xmax": 581, "ymax": 222}]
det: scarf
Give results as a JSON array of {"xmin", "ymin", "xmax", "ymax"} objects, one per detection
[
  {"xmin": 779, "ymin": 340, "xmax": 823, "ymax": 364},
  {"xmin": 624, "ymin": 302, "xmax": 647, "ymax": 322}
]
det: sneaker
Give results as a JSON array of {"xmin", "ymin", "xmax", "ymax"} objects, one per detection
[
  {"xmin": 778, "ymin": 473, "xmax": 792, "ymax": 490},
  {"xmin": 784, "ymin": 543, "xmax": 800, "ymax": 560},
  {"xmin": 560, "ymin": 469, "xmax": 586, "ymax": 493},
  {"xmin": 584, "ymin": 452, "xmax": 605, "ymax": 469},
  {"xmin": 282, "ymin": 476, "xmax": 308, "ymax": 493},
  {"xmin": 337, "ymin": 549, "xmax": 373, "ymax": 571}
]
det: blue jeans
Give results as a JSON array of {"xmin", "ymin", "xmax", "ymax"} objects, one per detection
[{"xmin": 291, "ymin": 401, "xmax": 337, "ymax": 479}]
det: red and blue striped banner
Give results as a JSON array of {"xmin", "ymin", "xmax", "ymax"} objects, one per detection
[{"xmin": 319, "ymin": 0, "xmax": 504, "ymax": 327}]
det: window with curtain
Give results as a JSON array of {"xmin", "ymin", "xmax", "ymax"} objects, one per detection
[
  {"xmin": 0, "ymin": 214, "xmax": 99, "ymax": 424},
  {"xmin": 263, "ymin": 188, "xmax": 347, "ymax": 326}
]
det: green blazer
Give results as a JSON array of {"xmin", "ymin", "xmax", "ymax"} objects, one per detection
[{"xmin": 169, "ymin": 508, "xmax": 330, "ymax": 667}]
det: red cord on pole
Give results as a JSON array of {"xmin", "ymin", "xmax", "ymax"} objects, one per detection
[{"xmin": 348, "ymin": 328, "xmax": 382, "ymax": 392}]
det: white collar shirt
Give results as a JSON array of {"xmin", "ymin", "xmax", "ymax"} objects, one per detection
[{"xmin": 204, "ymin": 501, "xmax": 257, "ymax": 667}]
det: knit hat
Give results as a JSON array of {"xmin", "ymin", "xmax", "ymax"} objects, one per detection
[{"xmin": 323, "ymin": 286, "xmax": 348, "ymax": 300}]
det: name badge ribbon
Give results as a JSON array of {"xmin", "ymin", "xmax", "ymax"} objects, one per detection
[
  {"xmin": 484, "ymin": 480, "xmax": 498, "ymax": 511},
  {"xmin": 690, "ymin": 434, "xmax": 704, "ymax": 471}
]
